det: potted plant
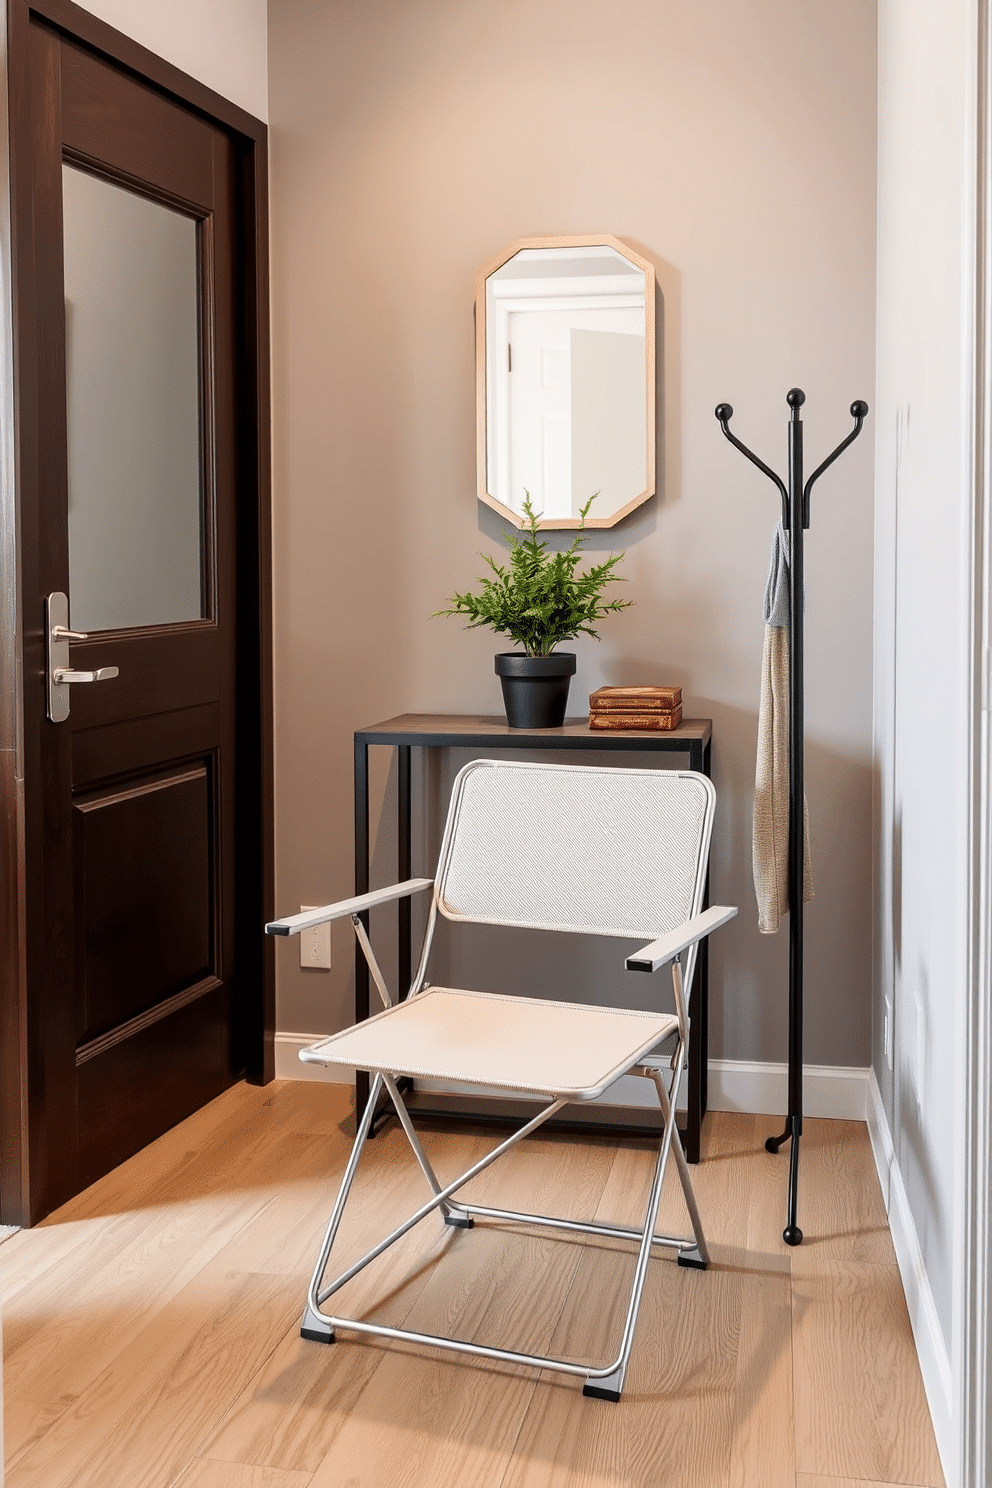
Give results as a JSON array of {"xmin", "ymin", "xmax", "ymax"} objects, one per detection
[{"xmin": 436, "ymin": 494, "xmax": 633, "ymax": 728}]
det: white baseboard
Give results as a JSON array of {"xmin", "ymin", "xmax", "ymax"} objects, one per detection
[
  {"xmin": 866, "ymin": 1069, "xmax": 954, "ymax": 1484},
  {"xmin": 275, "ymin": 1033, "xmax": 869, "ymax": 1120},
  {"xmin": 418, "ymin": 1062, "xmax": 868, "ymax": 1119},
  {"xmin": 706, "ymin": 1059, "xmax": 868, "ymax": 1119},
  {"xmin": 275, "ymin": 1033, "xmax": 354, "ymax": 1083}
]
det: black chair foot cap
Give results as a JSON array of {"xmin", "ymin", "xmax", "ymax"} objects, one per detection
[
  {"xmin": 443, "ymin": 1213, "xmax": 474, "ymax": 1229},
  {"xmin": 582, "ymin": 1382, "xmax": 622, "ymax": 1402},
  {"xmin": 783, "ymin": 1225, "xmax": 803, "ymax": 1247},
  {"xmin": 677, "ymin": 1252, "xmax": 708, "ymax": 1271},
  {"xmin": 301, "ymin": 1325, "xmax": 336, "ymax": 1345}
]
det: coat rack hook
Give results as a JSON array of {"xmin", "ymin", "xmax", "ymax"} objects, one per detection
[
  {"xmin": 801, "ymin": 399, "xmax": 869, "ymax": 526},
  {"xmin": 714, "ymin": 404, "xmax": 789, "ymax": 527}
]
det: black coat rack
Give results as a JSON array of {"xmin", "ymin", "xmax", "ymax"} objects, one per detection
[{"xmin": 715, "ymin": 389, "xmax": 868, "ymax": 1245}]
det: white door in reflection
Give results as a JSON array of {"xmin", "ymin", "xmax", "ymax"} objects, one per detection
[
  {"xmin": 62, "ymin": 164, "xmax": 203, "ymax": 632},
  {"xmin": 507, "ymin": 306, "xmax": 645, "ymax": 521}
]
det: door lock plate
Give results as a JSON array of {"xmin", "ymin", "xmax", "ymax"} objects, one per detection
[{"xmin": 47, "ymin": 591, "xmax": 72, "ymax": 723}]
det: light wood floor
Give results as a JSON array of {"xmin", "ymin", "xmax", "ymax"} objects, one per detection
[{"xmin": 1, "ymin": 1080, "xmax": 945, "ymax": 1488}]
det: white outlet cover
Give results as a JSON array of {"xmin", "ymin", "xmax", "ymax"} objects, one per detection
[{"xmin": 300, "ymin": 906, "xmax": 332, "ymax": 971}]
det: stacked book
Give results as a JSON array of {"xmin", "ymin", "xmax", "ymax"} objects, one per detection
[{"xmin": 589, "ymin": 685, "xmax": 683, "ymax": 731}]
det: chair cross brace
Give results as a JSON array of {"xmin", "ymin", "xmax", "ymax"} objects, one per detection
[{"xmin": 301, "ymin": 1048, "xmax": 708, "ymax": 1402}]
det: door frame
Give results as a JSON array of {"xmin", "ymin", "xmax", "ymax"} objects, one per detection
[{"xmin": 0, "ymin": 0, "xmax": 274, "ymax": 1227}]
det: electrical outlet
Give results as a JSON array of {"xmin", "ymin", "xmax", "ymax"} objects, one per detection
[{"xmin": 300, "ymin": 906, "xmax": 331, "ymax": 971}]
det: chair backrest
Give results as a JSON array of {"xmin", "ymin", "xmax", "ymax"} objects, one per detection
[{"xmin": 435, "ymin": 759, "xmax": 715, "ymax": 948}]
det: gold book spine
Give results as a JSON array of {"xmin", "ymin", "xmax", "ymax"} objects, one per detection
[
  {"xmin": 588, "ymin": 709, "xmax": 683, "ymax": 732},
  {"xmin": 588, "ymin": 689, "xmax": 682, "ymax": 711},
  {"xmin": 589, "ymin": 701, "xmax": 682, "ymax": 714}
]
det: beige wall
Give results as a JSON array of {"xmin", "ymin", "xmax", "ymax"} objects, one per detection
[{"xmin": 268, "ymin": 0, "xmax": 878, "ymax": 1071}]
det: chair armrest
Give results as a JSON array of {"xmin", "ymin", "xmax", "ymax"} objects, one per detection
[
  {"xmin": 266, "ymin": 878, "xmax": 434, "ymax": 936},
  {"xmin": 626, "ymin": 905, "xmax": 738, "ymax": 972}
]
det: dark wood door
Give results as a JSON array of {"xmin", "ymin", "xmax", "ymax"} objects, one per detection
[{"xmin": 2, "ymin": 4, "xmax": 274, "ymax": 1224}]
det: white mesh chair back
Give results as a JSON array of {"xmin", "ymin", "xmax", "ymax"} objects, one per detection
[{"xmin": 436, "ymin": 759, "xmax": 715, "ymax": 949}]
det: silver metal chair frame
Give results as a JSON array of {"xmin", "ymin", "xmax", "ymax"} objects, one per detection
[{"xmin": 267, "ymin": 761, "xmax": 737, "ymax": 1402}]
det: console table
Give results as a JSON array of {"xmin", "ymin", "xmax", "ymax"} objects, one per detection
[{"xmin": 354, "ymin": 713, "xmax": 713, "ymax": 1161}]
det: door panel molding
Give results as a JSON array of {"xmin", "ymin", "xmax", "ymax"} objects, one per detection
[
  {"xmin": 73, "ymin": 762, "xmax": 208, "ymax": 813},
  {"xmin": 75, "ymin": 982, "xmax": 229, "ymax": 1190},
  {"xmin": 71, "ymin": 703, "xmax": 222, "ymax": 787},
  {"xmin": 0, "ymin": 0, "xmax": 274, "ymax": 1226},
  {"xmin": 68, "ymin": 629, "xmax": 222, "ymax": 728},
  {"xmin": 73, "ymin": 759, "xmax": 214, "ymax": 1043},
  {"xmin": 75, "ymin": 974, "xmax": 223, "ymax": 1066}
]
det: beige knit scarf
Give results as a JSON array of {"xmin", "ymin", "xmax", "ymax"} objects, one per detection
[{"xmin": 753, "ymin": 525, "xmax": 814, "ymax": 934}]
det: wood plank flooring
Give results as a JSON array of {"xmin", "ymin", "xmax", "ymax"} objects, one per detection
[{"xmin": 1, "ymin": 1081, "xmax": 945, "ymax": 1488}]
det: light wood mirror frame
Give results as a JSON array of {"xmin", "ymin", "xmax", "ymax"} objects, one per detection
[{"xmin": 476, "ymin": 235, "xmax": 656, "ymax": 530}]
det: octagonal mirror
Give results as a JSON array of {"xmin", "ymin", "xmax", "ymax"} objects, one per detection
[{"xmin": 476, "ymin": 235, "xmax": 655, "ymax": 529}]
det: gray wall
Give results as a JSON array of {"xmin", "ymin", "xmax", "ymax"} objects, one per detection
[{"xmin": 267, "ymin": 0, "xmax": 878, "ymax": 1069}]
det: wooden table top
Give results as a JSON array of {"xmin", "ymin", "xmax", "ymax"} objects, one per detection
[{"xmin": 356, "ymin": 713, "xmax": 712, "ymax": 747}]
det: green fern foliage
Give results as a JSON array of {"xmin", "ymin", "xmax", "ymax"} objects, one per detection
[{"xmin": 436, "ymin": 494, "xmax": 632, "ymax": 657}]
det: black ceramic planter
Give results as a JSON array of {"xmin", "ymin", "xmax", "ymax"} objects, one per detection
[{"xmin": 494, "ymin": 652, "xmax": 577, "ymax": 729}]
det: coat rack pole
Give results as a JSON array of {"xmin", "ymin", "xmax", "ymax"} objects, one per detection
[
  {"xmin": 715, "ymin": 390, "xmax": 868, "ymax": 1248},
  {"xmin": 773, "ymin": 389, "xmax": 807, "ymax": 1243}
]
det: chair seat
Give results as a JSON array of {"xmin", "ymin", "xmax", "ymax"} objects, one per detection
[{"xmin": 300, "ymin": 987, "xmax": 679, "ymax": 1101}]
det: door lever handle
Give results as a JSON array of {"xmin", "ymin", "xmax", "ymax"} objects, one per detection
[
  {"xmin": 46, "ymin": 591, "xmax": 120, "ymax": 722},
  {"xmin": 53, "ymin": 666, "xmax": 120, "ymax": 685}
]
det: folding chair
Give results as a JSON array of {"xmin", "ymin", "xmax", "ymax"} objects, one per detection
[{"xmin": 266, "ymin": 759, "xmax": 736, "ymax": 1401}]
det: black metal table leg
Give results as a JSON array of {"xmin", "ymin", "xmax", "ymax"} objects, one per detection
[
  {"xmin": 701, "ymin": 737, "xmax": 711, "ymax": 1116},
  {"xmin": 681, "ymin": 736, "xmax": 710, "ymax": 1164},
  {"xmin": 397, "ymin": 745, "xmax": 412, "ymax": 999},
  {"xmin": 354, "ymin": 736, "xmax": 371, "ymax": 1127},
  {"xmin": 366, "ymin": 744, "xmax": 415, "ymax": 1137},
  {"xmin": 388, "ymin": 746, "xmax": 415, "ymax": 1119}
]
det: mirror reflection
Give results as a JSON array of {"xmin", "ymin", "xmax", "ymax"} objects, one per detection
[{"xmin": 478, "ymin": 238, "xmax": 654, "ymax": 529}]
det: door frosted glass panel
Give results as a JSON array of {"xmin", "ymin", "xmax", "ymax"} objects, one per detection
[{"xmin": 63, "ymin": 164, "xmax": 203, "ymax": 631}]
